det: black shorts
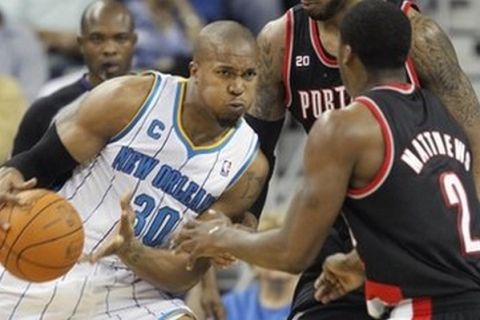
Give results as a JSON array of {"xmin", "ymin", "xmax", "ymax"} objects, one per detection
[{"xmin": 288, "ymin": 218, "xmax": 373, "ymax": 320}]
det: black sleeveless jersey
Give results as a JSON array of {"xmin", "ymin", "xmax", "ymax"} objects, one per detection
[
  {"xmin": 286, "ymin": 2, "xmax": 420, "ymax": 318},
  {"xmin": 283, "ymin": 0, "xmax": 419, "ymax": 132},
  {"xmin": 344, "ymin": 83, "xmax": 480, "ymax": 317}
]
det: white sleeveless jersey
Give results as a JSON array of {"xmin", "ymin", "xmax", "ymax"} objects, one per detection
[{"xmin": 0, "ymin": 72, "xmax": 259, "ymax": 320}]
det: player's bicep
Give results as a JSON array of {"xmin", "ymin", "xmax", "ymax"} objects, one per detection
[
  {"xmin": 55, "ymin": 76, "xmax": 152, "ymax": 163},
  {"xmin": 409, "ymin": 12, "xmax": 480, "ymax": 128},
  {"xmin": 248, "ymin": 18, "xmax": 286, "ymax": 121},
  {"xmin": 210, "ymin": 151, "xmax": 269, "ymax": 221},
  {"xmin": 55, "ymin": 91, "xmax": 113, "ymax": 163}
]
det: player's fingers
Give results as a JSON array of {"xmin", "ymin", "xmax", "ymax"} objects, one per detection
[
  {"xmin": 212, "ymin": 255, "xmax": 236, "ymax": 268},
  {"xmin": 169, "ymin": 229, "xmax": 193, "ymax": 250},
  {"xmin": 119, "ymin": 209, "xmax": 134, "ymax": 239},
  {"xmin": 0, "ymin": 193, "xmax": 24, "ymax": 206},
  {"xmin": 213, "ymin": 303, "xmax": 225, "ymax": 320},
  {"xmin": 185, "ymin": 247, "xmax": 201, "ymax": 271},
  {"xmin": 314, "ymin": 271, "xmax": 330, "ymax": 289},
  {"xmin": 120, "ymin": 191, "xmax": 134, "ymax": 211},
  {"xmin": 12, "ymin": 178, "xmax": 37, "ymax": 191},
  {"xmin": 90, "ymin": 236, "xmax": 124, "ymax": 263},
  {"xmin": 175, "ymin": 239, "xmax": 195, "ymax": 255},
  {"xmin": 173, "ymin": 228, "xmax": 196, "ymax": 248},
  {"xmin": 184, "ymin": 219, "xmax": 200, "ymax": 229},
  {"xmin": 201, "ymin": 300, "xmax": 213, "ymax": 318}
]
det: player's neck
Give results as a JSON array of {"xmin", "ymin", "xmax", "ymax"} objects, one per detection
[
  {"xmin": 315, "ymin": 0, "xmax": 360, "ymax": 56},
  {"xmin": 87, "ymin": 73, "xmax": 102, "ymax": 88},
  {"xmin": 181, "ymin": 81, "xmax": 233, "ymax": 146},
  {"xmin": 316, "ymin": 0, "xmax": 359, "ymax": 30},
  {"xmin": 362, "ymin": 69, "xmax": 408, "ymax": 94}
]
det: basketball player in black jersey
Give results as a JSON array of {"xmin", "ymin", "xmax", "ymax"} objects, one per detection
[
  {"xmin": 241, "ymin": 0, "xmax": 480, "ymax": 319},
  {"xmin": 175, "ymin": 1, "xmax": 480, "ymax": 319}
]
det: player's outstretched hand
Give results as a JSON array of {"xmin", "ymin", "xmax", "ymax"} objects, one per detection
[
  {"xmin": 0, "ymin": 167, "xmax": 37, "ymax": 230},
  {"xmin": 174, "ymin": 215, "xmax": 231, "ymax": 270},
  {"xmin": 314, "ymin": 250, "xmax": 365, "ymax": 304},
  {"xmin": 88, "ymin": 191, "xmax": 137, "ymax": 263}
]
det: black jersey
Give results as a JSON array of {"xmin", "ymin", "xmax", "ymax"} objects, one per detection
[
  {"xmin": 345, "ymin": 83, "xmax": 480, "ymax": 318},
  {"xmin": 283, "ymin": 0, "xmax": 419, "ymax": 132},
  {"xmin": 284, "ymin": 2, "xmax": 421, "ymax": 319}
]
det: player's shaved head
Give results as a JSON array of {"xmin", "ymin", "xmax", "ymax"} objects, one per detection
[
  {"xmin": 80, "ymin": 0, "xmax": 134, "ymax": 34},
  {"xmin": 193, "ymin": 21, "xmax": 257, "ymax": 63}
]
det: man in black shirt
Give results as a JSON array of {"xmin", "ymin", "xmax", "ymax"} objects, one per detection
[{"xmin": 12, "ymin": 0, "xmax": 137, "ymax": 188}]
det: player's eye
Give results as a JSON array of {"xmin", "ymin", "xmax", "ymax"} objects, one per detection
[
  {"xmin": 89, "ymin": 34, "xmax": 104, "ymax": 44},
  {"xmin": 216, "ymin": 69, "xmax": 232, "ymax": 78},
  {"xmin": 243, "ymin": 70, "xmax": 257, "ymax": 80}
]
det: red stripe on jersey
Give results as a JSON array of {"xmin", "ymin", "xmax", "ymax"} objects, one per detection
[
  {"xmin": 309, "ymin": 18, "xmax": 338, "ymax": 68},
  {"xmin": 373, "ymin": 82, "xmax": 415, "ymax": 94},
  {"xmin": 402, "ymin": 1, "xmax": 422, "ymax": 87},
  {"xmin": 283, "ymin": 9, "xmax": 294, "ymax": 108},
  {"xmin": 412, "ymin": 297, "xmax": 432, "ymax": 320},
  {"xmin": 365, "ymin": 279, "xmax": 404, "ymax": 304},
  {"xmin": 406, "ymin": 57, "xmax": 421, "ymax": 87},
  {"xmin": 348, "ymin": 97, "xmax": 395, "ymax": 198},
  {"xmin": 401, "ymin": 0, "xmax": 420, "ymax": 14}
]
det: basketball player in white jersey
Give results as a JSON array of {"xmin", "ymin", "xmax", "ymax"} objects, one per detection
[{"xmin": 0, "ymin": 21, "xmax": 267, "ymax": 320}]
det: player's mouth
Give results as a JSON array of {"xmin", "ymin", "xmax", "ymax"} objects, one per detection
[
  {"xmin": 301, "ymin": 0, "xmax": 315, "ymax": 8},
  {"xmin": 228, "ymin": 101, "xmax": 246, "ymax": 112},
  {"xmin": 101, "ymin": 62, "xmax": 121, "ymax": 74}
]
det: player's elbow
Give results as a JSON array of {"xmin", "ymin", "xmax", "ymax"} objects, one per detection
[{"xmin": 281, "ymin": 250, "xmax": 314, "ymax": 274}]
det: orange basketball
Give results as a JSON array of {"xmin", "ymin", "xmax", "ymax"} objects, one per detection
[{"xmin": 0, "ymin": 189, "xmax": 84, "ymax": 282}]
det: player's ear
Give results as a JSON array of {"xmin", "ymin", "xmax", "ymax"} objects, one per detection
[
  {"xmin": 341, "ymin": 44, "xmax": 353, "ymax": 66},
  {"xmin": 77, "ymin": 36, "xmax": 84, "ymax": 54},
  {"xmin": 189, "ymin": 61, "xmax": 199, "ymax": 82}
]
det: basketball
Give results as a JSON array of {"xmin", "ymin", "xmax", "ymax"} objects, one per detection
[{"xmin": 0, "ymin": 189, "xmax": 84, "ymax": 282}]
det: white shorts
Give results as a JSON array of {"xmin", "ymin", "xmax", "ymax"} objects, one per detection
[{"xmin": 0, "ymin": 261, "xmax": 194, "ymax": 320}]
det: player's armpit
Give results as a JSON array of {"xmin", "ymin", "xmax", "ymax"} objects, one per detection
[{"xmin": 209, "ymin": 151, "xmax": 269, "ymax": 221}]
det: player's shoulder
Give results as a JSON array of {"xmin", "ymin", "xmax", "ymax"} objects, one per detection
[
  {"xmin": 310, "ymin": 102, "xmax": 376, "ymax": 143},
  {"xmin": 257, "ymin": 12, "xmax": 287, "ymax": 46},
  {"xmin": 98, "ymin": 73, "xmax": 155, "ymax": 94}
]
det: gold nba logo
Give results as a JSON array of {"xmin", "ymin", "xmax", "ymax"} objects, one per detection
[{"xmin": 221, "ymin": 160, "xmax": 232, "ymax": 177}]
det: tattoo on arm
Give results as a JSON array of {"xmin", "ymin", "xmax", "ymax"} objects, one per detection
[
  {"xmin": 240, "ymin": 171, "xmax": 267, "ymax": 200},
  {"xmin": 248, "ymin": 27, "xmax": 286, "ymax": 121},
  {"xmin": 122, "ymin": 241, "xmax": 145, "ymax": 266},
  {"xmin": 410, "ymin": 14, "xmax": 480, "ymax": 127}
]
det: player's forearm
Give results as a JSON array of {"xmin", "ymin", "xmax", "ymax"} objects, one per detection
[
  {"xmin": 118, "ymin": 240, "xmax": 210, "ymax": 293},
  {"xmin": 217, "ymin": 227, "xmax": 306, "ymax": 273}
]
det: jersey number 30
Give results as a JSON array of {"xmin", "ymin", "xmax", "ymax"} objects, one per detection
[
  {"xmin": 441, "ymin": 172, "xmax": 480, "ymax": 254},
  {"xmin": 133, "ymin": 193, "xmax": 181, "ymax": 247}
]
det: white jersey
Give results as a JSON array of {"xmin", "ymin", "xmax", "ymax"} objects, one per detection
[{"xmin": 0, "ymin": 72, "xmax": 259, "ymax": 320}]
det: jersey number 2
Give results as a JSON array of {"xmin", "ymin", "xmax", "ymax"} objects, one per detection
[{"xmin": 441, "ymin": 172, "xmax": 480, "ymax": 254}]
